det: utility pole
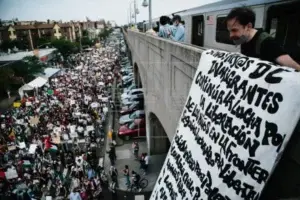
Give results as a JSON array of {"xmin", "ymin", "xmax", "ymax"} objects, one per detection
[
  {"xmin": 149, "ymin": 0, "xmax": 152, "ymax": 29},
  {"xmin": 134, "ymin": 0, "xmax": 137, "ymax": 26},
  {"xmin": 79, "ymin": 36, "xmax": 82, "ymax": 52},
  {"xmin": 129, "ymin": 4, "xmax": 132, "ymax": 26}
]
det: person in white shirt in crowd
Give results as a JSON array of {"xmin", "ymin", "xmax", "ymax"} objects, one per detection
[{"xmin": 143, "ymin": 153, "xmax": 149, "ymax": 175}]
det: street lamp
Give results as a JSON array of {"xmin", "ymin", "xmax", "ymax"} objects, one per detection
[
  {"xmin": 142, "ymin": 0, "xmax": 152, "ymax": 29},
  {"xmin": 142, "ymin": 0, "xmax": 148, "ymax": 7},
  {"xmin": 128, "ymin": 0, "xmax": 138, "ymax": 26}
]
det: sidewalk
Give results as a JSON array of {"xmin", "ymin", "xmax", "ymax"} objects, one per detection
[
  {"xmin": 0, "ymin": 96, "xmax": 17, "ymax": 109},
  {"xmin": 104, "ymin": 139, "xmax": 166, "ymax": 191},
  {"xmin": 104, "ymin": 79, "xmax": 167, "ymax": 193}
]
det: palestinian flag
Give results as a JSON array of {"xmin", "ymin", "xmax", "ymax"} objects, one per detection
[
  {"xmin": 44, "ymin": 137, "xmax": 58, "ymax": 152},
  {"xmin": 48, "ymin": 144, "xmax": 58, "ymax": 152},
  {"xmin": 22, "ymin": 160, "xmax": 33, "ymax": 168}
]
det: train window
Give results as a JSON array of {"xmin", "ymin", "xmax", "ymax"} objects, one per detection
[
  {"xmin": 216, "ymin": 16, "xmax": 234, "ymax": 45},
  {"xmin": 266, "ymin": 2, "xmax": 300, "ymax": 63},
  {"xmin": 269, "ymin": 18, "xmax": 277, "ymax": 38}
]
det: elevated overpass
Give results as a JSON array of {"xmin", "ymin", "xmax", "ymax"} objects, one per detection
[{"xmin": 124, "ymin": 30, "xmax": 204, "ymax": 155}]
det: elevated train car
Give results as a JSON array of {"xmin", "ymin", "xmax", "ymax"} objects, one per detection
[{"xmin": 142, "ymin": 0, "xmax": 300, "ymax": 61}]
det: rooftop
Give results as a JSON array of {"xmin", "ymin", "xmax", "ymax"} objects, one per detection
[{"xmin": 0, "ymin": 48, "xmax": 56, "ymax": 62}]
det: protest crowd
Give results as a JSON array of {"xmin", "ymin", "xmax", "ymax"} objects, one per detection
[{"xmin": 0, "ymin": 29, "xmax": 126, "ymax": 200}]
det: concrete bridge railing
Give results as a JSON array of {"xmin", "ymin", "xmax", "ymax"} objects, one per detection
[{"xmin": 124, "ymin": 30, "xmax": 204, "ymax": 154}]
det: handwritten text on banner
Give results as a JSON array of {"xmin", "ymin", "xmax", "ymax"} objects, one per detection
[{"xmin": 150, "ymin": 50, "xmax": 300, "ymax": 200}]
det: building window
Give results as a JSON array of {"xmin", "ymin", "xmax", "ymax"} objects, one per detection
[{"xmin": 215, "ymin": 16, "xmax": 234, "ymax": 45}]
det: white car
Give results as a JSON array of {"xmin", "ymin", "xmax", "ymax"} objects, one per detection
[
  {"xmin": 121, "ymin": 88, "xmax": 144, "ymax": 100},
  {"xmin": 122, "ymin": 73, "xmax": 133, "ymax": 82}
]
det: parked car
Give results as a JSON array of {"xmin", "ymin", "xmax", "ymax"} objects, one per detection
[
  {"xmin": 121, "ymin": 88, "xmax": 143, "ymax": 100},
  {"xmin": 122, "ymin": 73, "xmax": 133, "ymax": 82},
  {"xmin": 123, "ymin": 84, "xmax": 137, "ymax": 94},
  {"xmin": 119, "ymin": 110, "xmax": 145, "ymax": 125},
  {"xmin": 122, "ymin": 94, "xmax": 144, "ymax": 107},
  {"xmin": 120, "ymin": 101, "xmax": 144, "ymax": 115},
  {"xmin": 118, "ymin": 118, "xmax": 146, "ymax": 140}
]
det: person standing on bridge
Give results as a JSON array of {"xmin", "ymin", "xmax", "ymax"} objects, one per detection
[
  {"xmin": 158, "ymin": 16, "xmax": 172, "ymax": 39},
  {"xmin": 226, "ymin": 7, "xmax": 300, "ymax": 70},
  {"xmin": 168, "ymin": 15, "xmax": 185, "ymax": 42}
]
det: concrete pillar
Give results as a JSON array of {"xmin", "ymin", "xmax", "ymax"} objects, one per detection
[
  {"xmin": 28, "ymin": 29, "xmax": 34, "ymax": 50},
  {"xmin": 69, "ymin": 27, "xmax": 73, "ymax": 42},
  {"xmin": 146, "ymin": 111, "xmax": 151, "ymax": 156},
  {"xmin": 37, "ymin": 29, "xmax": 41, "ymax": 38}
]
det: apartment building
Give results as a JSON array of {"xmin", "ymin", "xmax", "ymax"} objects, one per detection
[{"xmin": 0, "ymin": 22, "xmax": 82, "ymax": 50}]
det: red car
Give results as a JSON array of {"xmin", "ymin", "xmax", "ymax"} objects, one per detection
[{"xmin": 118, "ymin": 118, "xmax": 146, "ymax": 140}]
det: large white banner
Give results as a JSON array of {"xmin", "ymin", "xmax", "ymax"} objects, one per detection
[{"xmin": 150, "ymin": 50, "xmax": 300, "ymax": 200}]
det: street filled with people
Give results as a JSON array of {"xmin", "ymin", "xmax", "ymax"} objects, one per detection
[{"xmin": 0, "ymin": 29, "xmax": 129, "ymax": 200}]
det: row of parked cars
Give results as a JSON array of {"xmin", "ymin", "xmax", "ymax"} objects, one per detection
[{"xmin": 117, "ymin": 56, "xmax": 146, "ymax": 141}]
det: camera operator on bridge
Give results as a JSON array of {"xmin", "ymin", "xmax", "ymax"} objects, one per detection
[{"xmin": 226, "ymin": 7, "xmax": 300, "ymax": 70}]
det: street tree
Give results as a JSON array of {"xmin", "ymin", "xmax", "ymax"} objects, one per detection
[
  {"xmin": 51, "ymin": 38, "xmax": 79, "ymax": 58},
  {"xmin": 10, "ymin": 56, "xmax": 47, "ymax": 83}
]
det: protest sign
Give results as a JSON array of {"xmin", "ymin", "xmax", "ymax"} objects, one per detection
[
  {"xmin": 28, "ymin": 144, "xmax": 38, "ymax": 154},
  {"xmin": 13, "ymin": 102, "xmax": 21, "ymax": 108},
  {"xmin": 151, "ymin": 50, "xmax": 300, "ymax": 200},
  {"xmin": 5, "ymin": 168, "xmax": 18, "ymax": 179},
  {"xmin": 19, "ymin": 142, "xmax": 26, "ymax": 149}
]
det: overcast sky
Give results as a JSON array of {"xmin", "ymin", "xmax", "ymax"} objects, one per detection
[{"xmin": 0, "ymin": 0, "xmax": 219, "ymax": 25}]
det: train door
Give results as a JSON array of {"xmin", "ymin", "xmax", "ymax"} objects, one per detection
[
  {"xmin": 260, "ymin": 3, "xmax": 300, "ymax": 200},
  {"xmin": 265, "ymin": 1, "xmax": 300, "ymax": 63},
  {"xmin": 192, "ymin": 15, "xmax": 204, "ymax": 47}
]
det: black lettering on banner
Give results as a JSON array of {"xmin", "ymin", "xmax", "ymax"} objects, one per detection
[
  {"xmin": 219, "ymin": 164, "xmax": 260, "ymax": 200},
  {"xmin": 262, "ymin": 121, "xmax": 286, "ymax": 152},
  {"xmin": 164, "ymin": 175, "xmax": 178, "ymax": 200},
  {"xmin": 249, "ymin": 63, "xmax": 271, "ymax": 80},
  {"xmin": 186, "ymin": 96, "xmax": 195, "ymax": 112},
  {"xmin": 200, "ymin": 95, "xmax": 206, "ymax": 110},
  {"xmin": 155, "ymin": 51, "xmax": 291, "ymax": 200},
  {"xmin": 177, "ymin": 179, "xmax": 187, "ymax": 199},
  {"xmin": 171, "ymin": 134, "xmax": 233, "ymax": 199},
  {"xmin": 249, "ymin": 63, "xmax": 290, "ymax": 84},
  {"xmin": 196, "ymin": 70, "xmax": 283, "ymax": 114},
  {"xmin": 158, "ymin": 187, "xmax": 168, "ymax": 200}
]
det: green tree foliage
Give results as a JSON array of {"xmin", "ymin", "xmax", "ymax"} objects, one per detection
[
  {"xmin": 81, "ymin": 36, "xmax": 94, "ymax": 47},
  {"xmin": 10, "ymin": 56, "xmax": 47, "ymax": 83},
  {"xmin": 0, "ymin": 56, "xmax": 47, "ymax": 97},
  {"xmin": 0, "ymin": 67, "xmax": 16, "ymax": 95},
  {"xmin": 82, "ymin": 30, "xmax": 89, "ymax": 37},
  {"xmin": 98, "ymin": 28, "xmax": 113, "ymax": 40},
  {"xmin": 50, "ymin": 38, "xmax": 79, "ymax": 57},
  {"xmin": 82, "ymin": 30, "xmax": 88, "ymax": 37},
  {"xmin": 37, "ymin": 37, "xmax": 52, "ymax": 47},
  {"xmin": 0, "ymin": 39, "xmax": 29, "ymax": 51}
]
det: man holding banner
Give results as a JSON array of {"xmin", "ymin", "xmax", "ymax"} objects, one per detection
[{"xmin": 226, "ymin": 7, "xmax": 300, "ymax": 70}]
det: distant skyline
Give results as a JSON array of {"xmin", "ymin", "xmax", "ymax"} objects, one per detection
[{"xmin": 0, "ymin": 0, "xmax": 219, "ymax": 25}]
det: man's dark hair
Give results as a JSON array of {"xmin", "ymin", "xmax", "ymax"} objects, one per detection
[
  {"xmin": 159, "ymin": 16, "xmax": 170, "ymax": 26},
  {"xmin": 226, "ymin": 7, "xmax": 256, "ymax": 27},
  {"xmin": 172, "ymin": 15, "xmax": 181, "ymax": 22}
]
